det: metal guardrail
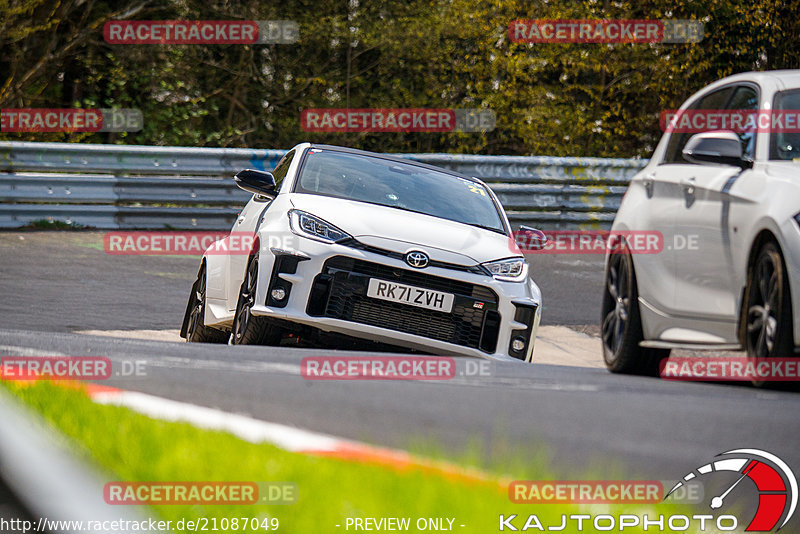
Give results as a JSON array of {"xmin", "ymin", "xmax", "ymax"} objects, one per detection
[{"xmin": 0, "ymin": 142, "xmax": 647, "ymax": 229}]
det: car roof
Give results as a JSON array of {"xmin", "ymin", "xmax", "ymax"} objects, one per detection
[
  {"xmin": 705, "ymin": 70, "xmax": 800, "ymax": 92},
  {"xmin": 304, "ymin": 143, "xmax": 486, "ymax": 184}
]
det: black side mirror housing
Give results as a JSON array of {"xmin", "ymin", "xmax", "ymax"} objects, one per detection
[
  {"xmin": 682, "ymin": 131, "xmax": 753, "ymax": 169},
  {"xmin": 234, "ymin": 169, "xmax": 278, "ymax": 197}
]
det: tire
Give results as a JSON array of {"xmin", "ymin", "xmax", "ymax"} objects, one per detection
[
  {"xmin": 744, "ymin": 242, "xmax": 794, "ymax": 387},
  {"xmin": 232, "ymin": 250, "xmax": 284, "ymax": 345},
  {"xmin": 185, "ymin": 263, "xmax": 229, "ymax": 344},
  {"xmin": 601, "ymin": 251, "xmax": 669, "ymax": 375}
]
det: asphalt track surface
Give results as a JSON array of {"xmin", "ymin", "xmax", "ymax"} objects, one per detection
[
  {"xmin": 1, "ymin": 328, "xmax": 799, "ymax": 482},
  {"xmin": 1, "ymin": 231, "xmax": 799, "ymax": 482},
  {"xmin": 0, "ymin": 231, "xmax": 603, "ymax": 332}
]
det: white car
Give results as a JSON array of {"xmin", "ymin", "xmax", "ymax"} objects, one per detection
[
  {"xmin": 602, "ymin": 70, "xmax": 800, "ymax": 377},
  {"xmin": 181, "ymin": 144, "xmax": 542, "ymax": 361}
]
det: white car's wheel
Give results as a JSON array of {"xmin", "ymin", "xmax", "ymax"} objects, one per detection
[
  {"xmin": 185, "ymin": 263, "xmax": 228, "ymax": 344},
  {"xmin": 232, "ymin": 250, "xmax": 284, "ymax": 346},
  {"xmin": 744, "ymin": 241, "xmax": 794, "ymax": 387},
  {"xmin": 601, "ymin": 252, "xmax": 668, "ymax": 375}
]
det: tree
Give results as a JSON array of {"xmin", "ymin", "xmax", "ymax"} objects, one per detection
[{"xmin": 1, "ymin": 0, "xmax": 798, "ymax": 156}]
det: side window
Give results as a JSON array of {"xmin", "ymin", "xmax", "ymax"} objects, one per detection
[
  {"xmin": 663, "ymin": 87, "xmax": 735, "ymax": 164},
  {"xmin": 770, "ymin": 89, "xmax": 800, "ymax": 160},
  {"xmin": 270, "ymin": 150, "xmax": 295, "ymax": 189},
  {"xmin": 725, "ymin": 85, "xmax": 758, "ymax": 160}
]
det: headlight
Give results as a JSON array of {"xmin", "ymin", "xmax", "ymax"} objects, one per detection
[
  {"xmin": 289, "ymin": 210, "xmax": 351, "ymax": 243},
  {"xmin": 482, "ymin": 257, "xmax": 528, "ymax": 281}
]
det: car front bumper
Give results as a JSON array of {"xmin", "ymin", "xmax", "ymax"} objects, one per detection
[{"xmin": 249, "ymin": 233, "xmax": 542, "ymax": 362}]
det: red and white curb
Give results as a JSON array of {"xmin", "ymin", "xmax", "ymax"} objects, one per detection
[
  {"xmin": 2, "ymin": 369, "xmax": 504, "ymax": 488},
  {"xmin": 91, "ymin": 387, "xmax": 343, "ymax": 453},
  {"xmin": 90, "ymin": 386, "xmax": 503, "ymax": 486}
]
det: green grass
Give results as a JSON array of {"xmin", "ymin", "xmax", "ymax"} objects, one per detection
[{"xmin": 2, "ymin": 381, "xmax": 703, "ymax": 533}]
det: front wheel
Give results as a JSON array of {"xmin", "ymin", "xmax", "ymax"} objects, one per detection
[
  {"xmin": 601, "ymin": 252, "xmax": 668, "ymax": 375},
  {"xmin": 232, "ymin": 251, "xmax": 284, "ymax": 345},
  {"xmin": 744, "ymin": 242, "xmax": 794, "ymax": 386}
]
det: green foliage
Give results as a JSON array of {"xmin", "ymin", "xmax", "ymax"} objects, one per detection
[{"xmin": 1, "ymin": 0, "xmax": 798, "ymax": 156}]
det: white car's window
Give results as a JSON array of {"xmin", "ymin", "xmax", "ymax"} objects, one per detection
[
  {"xmin": 663, "ymin": 86, "xmax": 735, "ymax": 164},
  {"xmin": 770, "ymin": 89, "xmax": 800, "ymax": 160},
  {"xmin": 295, "ymin": 149, "xmax": 506, "ymax": 233}
]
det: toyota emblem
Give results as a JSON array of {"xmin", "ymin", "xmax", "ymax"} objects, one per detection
[{"xmin": 404, "ymin": 251, "xmax": 429, "ymax": 269}]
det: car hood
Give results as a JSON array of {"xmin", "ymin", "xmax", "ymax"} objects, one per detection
[{"xmin": 288, "ymin": 193, "xmax": 517, "ymax": 265}]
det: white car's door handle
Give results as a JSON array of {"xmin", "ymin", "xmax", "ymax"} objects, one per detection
[
  {"xmin": 681, "ymin": 177, "xmax": 696, "ymax": 195},
  {"xmin": 237, "ymin": 215, "xmax": 246, "ymax": 224}
]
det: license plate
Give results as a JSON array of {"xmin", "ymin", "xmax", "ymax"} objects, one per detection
[{"xmin": 366, "ymin": 278, "xmax": 454, "ymax": 313}]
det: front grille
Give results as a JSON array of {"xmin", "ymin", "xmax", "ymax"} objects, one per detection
[
  {"xmin": 307, "ymin": 256, "xmax": 500, "ymax": 352},
  {"xmin": 337, "ymin": 238, "xmax": 489, "ymax": 276},
  {"xmin": 322, "ymin": 256, "xmax": 496, "ymax": 300}
]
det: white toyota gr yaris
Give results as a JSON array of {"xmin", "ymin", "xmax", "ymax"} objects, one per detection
[
  {"xmin": 602, "ymin": 70, "xmax": 800, "ymax": 378},
  {"xmin": 181, "ymin": 144, "xmax": 543, "ymax": 361}
]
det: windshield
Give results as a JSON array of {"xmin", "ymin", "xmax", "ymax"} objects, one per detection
[
  {"xmin": 770, "ymin": 89, "xmax": 800, "ymax": 160},
  {"xmin": 294, "ymin": 148, "xmax": 506, "ymax": 233}
]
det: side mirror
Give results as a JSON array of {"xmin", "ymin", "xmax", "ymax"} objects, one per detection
[
  {"xmin": 682, "ymin": 131, "xmax": 752, "ymax": 168},
  {"xmin": 234, "ymin": 169, "xmax": 278, "ymax": 197},
  {"xmin": 516, "ymin": 225, "xmax": 548, "ymax": 251}
]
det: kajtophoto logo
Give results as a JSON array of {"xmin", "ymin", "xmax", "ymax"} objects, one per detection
[
  {"xmin": 664, "ymin": 448, "xmax": 797, "ymax": 532},
  {"xmin": 499, "ymin": 449, "xmax": 796, "ymax": 531}
]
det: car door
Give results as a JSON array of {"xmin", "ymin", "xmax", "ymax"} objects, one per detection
[
  {"xmin": 628, "ymin": 162, "xmax": 681, "ymax": 319},
  {"xmin": 672, "ymin": 85, "xmax": 758, "ymax": 341},
  {"xmin": 633, "ymin": 87, "xmax": 735, "ymax": 320}
]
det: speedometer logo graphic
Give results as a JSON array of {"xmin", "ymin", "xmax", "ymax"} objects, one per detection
[{"xmin": 665, "ymin": 449, "xmax": 797, "ymax": 531}]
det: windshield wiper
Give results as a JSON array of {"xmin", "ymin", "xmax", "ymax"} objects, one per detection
[{"xmin": 465, "ymin": 222, "xmax": 506, "ymax": 235}]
